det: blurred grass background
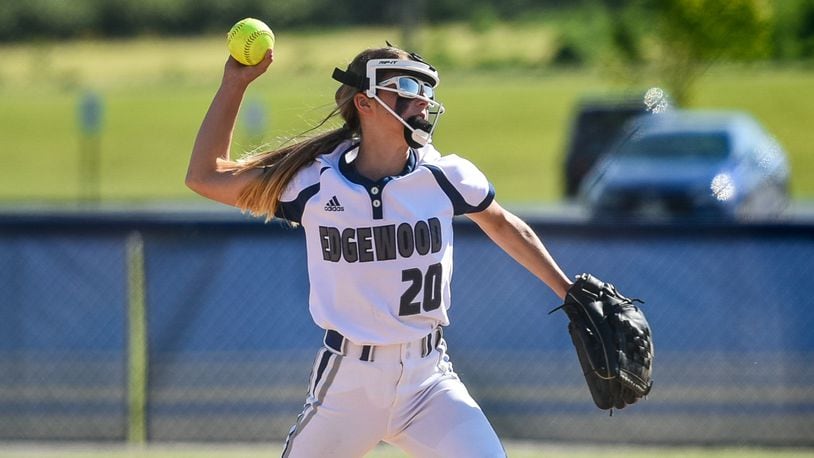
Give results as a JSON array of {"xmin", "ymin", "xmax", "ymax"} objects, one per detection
[{"xmin": 1, "ymin": 23, "xmax": 812, "ymax": 205}]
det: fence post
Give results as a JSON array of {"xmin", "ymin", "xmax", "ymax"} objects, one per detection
[{"xmin": 126, "ymin": 231, "xmax": 148, "ymax": 443}]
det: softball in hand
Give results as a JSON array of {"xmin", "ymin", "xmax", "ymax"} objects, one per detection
[{"xmin": 226, "ymin": 18, "xmax": 275, "ymax": 66}]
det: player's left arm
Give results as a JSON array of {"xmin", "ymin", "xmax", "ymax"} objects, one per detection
[{"xmin": 467, "ymin": 200, "xmax": 571, "ymax": 300}]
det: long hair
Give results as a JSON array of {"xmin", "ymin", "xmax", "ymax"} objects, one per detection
[{"xmin": 218, "ymin": 46, "xmax": 411, "ymax": 221}]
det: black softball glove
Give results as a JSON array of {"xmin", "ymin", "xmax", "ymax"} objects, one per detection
[{"xmin": 550, "ymin": 273, "xmax": 654, "ymax": 411}]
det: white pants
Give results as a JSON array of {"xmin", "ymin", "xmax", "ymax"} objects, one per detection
[{"xmin": 282, "ymin": 333, "xmax": 505, "ymax": 458}]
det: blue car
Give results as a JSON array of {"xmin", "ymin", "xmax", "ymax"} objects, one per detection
[{"xmin": 578, "ymin": 110, "xmax": 790, "ymax": 220}]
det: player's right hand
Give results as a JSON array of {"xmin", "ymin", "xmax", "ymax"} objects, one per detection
[{"xmin": 223, "ymin": 49, "xmax": 274, "ymax": 87}]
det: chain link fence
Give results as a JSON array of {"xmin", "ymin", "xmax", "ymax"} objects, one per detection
[{"xmin": 1, "ymin": 213, "xmax": 812, "ymax": 446}]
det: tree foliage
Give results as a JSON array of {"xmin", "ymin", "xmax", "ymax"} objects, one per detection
[
  {"xmin": 0, "ymin": 0, "xmax": 580, "ymax": 42},
  {"xmin": 612, "ymin": 0, "xmax": 775, "ymax": 104},
  {"xmin": 653, "ymin": 0, "xmax": 773, "ymax": 61}
]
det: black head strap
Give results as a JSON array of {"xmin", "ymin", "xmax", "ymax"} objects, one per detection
[
  {"xmin": 332, "ymin": 67, "xmax": 368, "ymax": 90},
  {"xmin": 333, "ymin": 43, "xmax": 437, "ymax": 90}
]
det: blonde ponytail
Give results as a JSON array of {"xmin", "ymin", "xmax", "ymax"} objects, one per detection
[{"xmin": 219, "ymin": 125, "xmax": 353, "ymax": 220}]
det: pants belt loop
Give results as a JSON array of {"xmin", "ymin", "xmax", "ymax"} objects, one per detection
[
  {"xmin": 359, "ymin": 345, "xmax": 374, "ymax": 362},
  {"xmin": 421, "ymin": 327, "xmax": 442, "ymax": 358}
]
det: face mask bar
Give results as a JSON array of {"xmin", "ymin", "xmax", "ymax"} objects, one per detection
[
  {"xmin": 370, "ymin": 92, "xmax": 444, "ymax": 148},
  {"xmin": 363, "ymin": 59, "xmax": 438, "ymax": 96},
  {"xmin": 332, "ymin": 57, "xmax": 446, "ymax": 147}
]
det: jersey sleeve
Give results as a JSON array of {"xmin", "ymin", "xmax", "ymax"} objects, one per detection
[
  {"xmin": 422, "ymin": 154, "xmax": 496, "ymax": 216},
  {"xmin": 274, "ymin": 161, "xmax": 322, "ymax": 224}
]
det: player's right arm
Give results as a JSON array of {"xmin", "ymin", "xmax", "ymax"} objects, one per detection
[{"xmin": 185, "ymin": 51, "xmax": 274, "ymax": 207}]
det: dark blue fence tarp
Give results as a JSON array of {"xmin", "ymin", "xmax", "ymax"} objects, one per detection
[{"xmin": 1, "ymin": 213, "xmax": 812, "ymax": 444}]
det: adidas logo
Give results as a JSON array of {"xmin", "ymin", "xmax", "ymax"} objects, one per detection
[{"xmin": 324, "ymin": 196, "xmax": 344, "ymax": 212}]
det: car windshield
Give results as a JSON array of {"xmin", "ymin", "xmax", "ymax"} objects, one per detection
[{"xmin": 618, "ymin": 132, "xmax": 730, "ymax": 160}]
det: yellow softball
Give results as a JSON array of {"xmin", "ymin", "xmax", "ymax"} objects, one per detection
[{"xmin": 226, "ymin": 18, "xmax": 275, "ymax": 66}]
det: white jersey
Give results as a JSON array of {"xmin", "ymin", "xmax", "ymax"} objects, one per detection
[{"xmin": 275, "ymin": 140, "xmax": 494, "ymax": 345}]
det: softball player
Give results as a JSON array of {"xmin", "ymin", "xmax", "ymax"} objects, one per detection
[{"xmin": 186, "ymin": 45, "xmax": 572, "ymax": 458}]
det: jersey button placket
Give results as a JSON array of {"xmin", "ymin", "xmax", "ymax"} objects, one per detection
[{"xmin": 369, "ymin": 185, "xmax": 383, "ymax": 219}]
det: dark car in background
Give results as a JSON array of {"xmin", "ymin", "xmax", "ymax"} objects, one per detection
[
  {"xmin": 562, "ymin": 96, "xmax": 649, "ymax": 197},
  {"xmin": 578, "ymin": 110, "xmax": 790, "ymax": 220}
]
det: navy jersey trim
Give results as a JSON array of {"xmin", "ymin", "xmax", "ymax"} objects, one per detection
[
  {"xmin": 422, "ymin": 164, "xmax": 496, "ymax": 215},
  {"xmin": 339, "ymin": 148, "xmax": 417, "ymax": 188},
  {"xmin": 275, "ymin": 183, "xmax": 320, "ymax": 224},
  {"xmin": 338, "ymin": 147, "xmax": 418, "ymax": 220},
  {"xmin": 473, "ymin": 182, "xmax": 496, "ymax": 212}
]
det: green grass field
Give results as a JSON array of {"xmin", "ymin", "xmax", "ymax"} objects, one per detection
[
  {"xmin": 1, "ymin": 24, "xmax": 813, "ymax": 205},
  {"xmin": 0, "ymin": 442, "xmax": 811, "ymax": 458}
]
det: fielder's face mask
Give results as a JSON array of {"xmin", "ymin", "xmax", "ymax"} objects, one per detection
[{"xmin": 332, "ymin": 57, "xmax": 446, "ymax": 148}]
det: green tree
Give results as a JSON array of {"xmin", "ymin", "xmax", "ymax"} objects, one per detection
[
  {"xmin": 608, "ymin": 0, "xmax": 773, "ymax": 105},
  {"xmin": 649, "ymin": 0, "xmax": 774, "ymax": 104}
]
